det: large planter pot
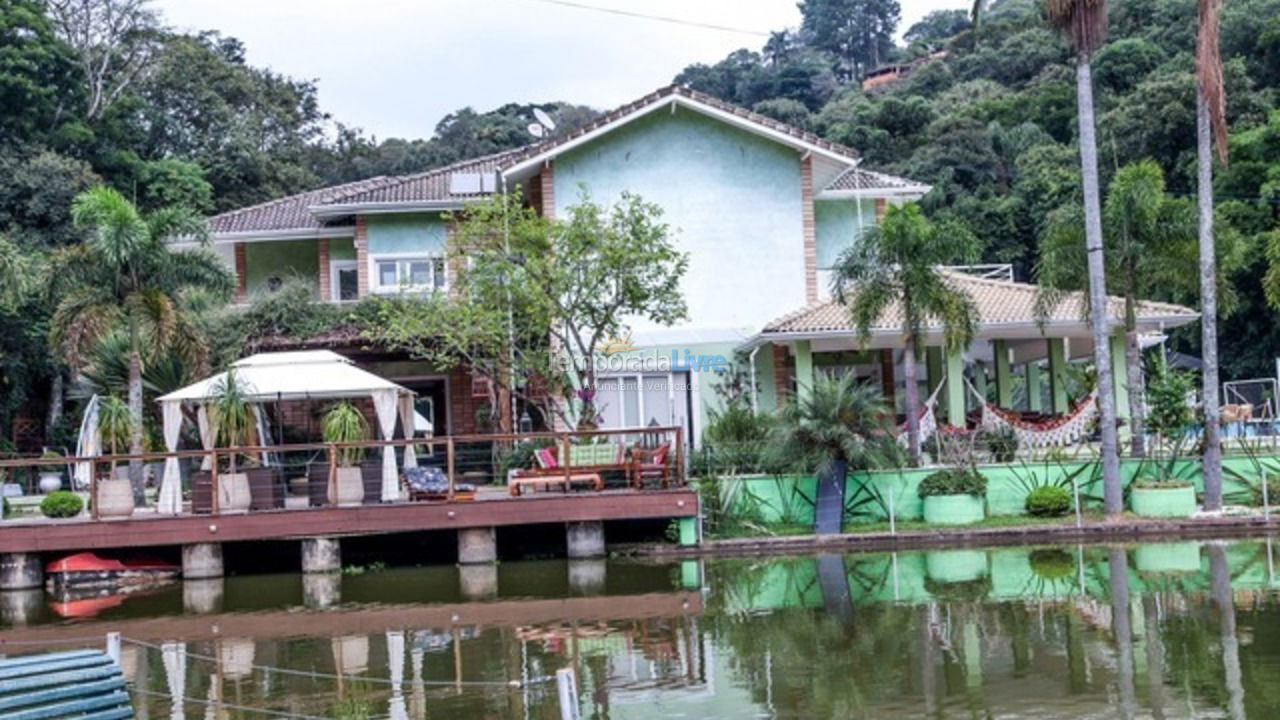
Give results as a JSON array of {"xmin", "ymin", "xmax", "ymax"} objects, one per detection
[
  {"xmin": 1130, "ymin": 485, "xmax": 1196, "ymax": 518},
  {"xmin": 1134, "ymin": 541, "xmax": 1202, "ymax": 573},
  {"xmin": 218, "ymin": 472, "xmax": 252, "ymax": 514},
  {"xmin": 38, "ymin": 471, "xmax": 63, "ymax": 494},
  {"xmin": 95, "ymin": 478, "xmax": 135, "ymax": 519},
  {"xmin": 922, "ymin": 494, "xmax": 985, "ymax": 525},
  {"xmin": 246, "ymin": 466, "xmax": 282, "ymax": 510},
  {"xmin": 330, "ymin": 467, "xmax": 365, "ymax": 507},
  {"xmin": 925, "ymin": 549, "xmax": 988, "ymax": 584}
]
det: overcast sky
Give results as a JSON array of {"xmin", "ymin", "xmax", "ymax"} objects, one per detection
[{"xmin": 153, "ymin": 0, "xmax": 968, "ymax": 141}]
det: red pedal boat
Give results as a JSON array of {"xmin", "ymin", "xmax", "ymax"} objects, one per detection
[{"xmin": 45, "ymin": 552, "xmax": 180, "ymax": 593}]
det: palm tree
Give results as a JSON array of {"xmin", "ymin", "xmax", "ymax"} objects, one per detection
[
  {"xmin": 831, "ymin": 202, "xmax": 979, "ymax": 465},
  {"xmin": 1196, "ymin": 0, "xmax": 1230, "ymax": 511},
  {"xmin": 1036, "ymin": 161, "xmax": 1236, "ymax": 457},
  {"xmin": 1044, "ymin": 0, "xmax": 1123, "ymax": 515},
  {"xmin": 49, "ymin": 186, "xmax": 233, "ymax": 501},
  {"xmin": 767, "ymin": 374, "xmax": 903, "ymax": 534}
]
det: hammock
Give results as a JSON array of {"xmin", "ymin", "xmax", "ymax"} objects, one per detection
[
  {"xmin": 897, "ymin": 380, "xmax": 946, "ymax": 448},
  {"xmin": 965, "ymin": 379, "xmax": 1098, "ymax": 449}
]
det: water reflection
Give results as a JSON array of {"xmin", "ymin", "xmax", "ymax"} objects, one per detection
[{"xmin": 3, "ymin": 540, "xmax": 1279, "ymax": 718}]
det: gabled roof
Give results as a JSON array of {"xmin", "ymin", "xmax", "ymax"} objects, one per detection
[
  {"xmin": 755, "ymin": 271, "xmax": 1198, "ymax": 339},
  {"xmin": 208, "ymin": 176, "xmax": 399, "ymax": 237},
  {"xmin": 309, "ymin": 149, "xmax": 525, "ymax": 217},
  {"xmin": 820, "ymin": 167, "xmax": 930, "ymax": 196}
]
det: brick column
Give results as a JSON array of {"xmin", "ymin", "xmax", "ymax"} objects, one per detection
[
  {"xmin": 233, "ymin": 242, "xmax": 247, "ymax": 302},
  {"xmin": 354, "ymin": 216, "xmax": 369, "ymax": 297},
  {"xmin": 875, "ymin": 197, "xmax": 887, "ymax": 220},
  {"xmin": 317, "ymin": 239, "xmax": 331, "ymax": 301},
  {"xmin": 801, "ymin": 156, "xmax": 817, "ymax": 304},
  {"xmin": 539, "ymin": 162, "xmax": 555, "ymax": 218}
]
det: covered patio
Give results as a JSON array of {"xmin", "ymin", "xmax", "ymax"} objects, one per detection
[{"xmin": 742, "ymin": 267, "xmax": 1200, "ymax": 448}]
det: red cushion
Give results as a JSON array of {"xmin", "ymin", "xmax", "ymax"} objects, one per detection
[{"xmin": 535, "ymin": 447, "xmax": 558, "ymax": 469}]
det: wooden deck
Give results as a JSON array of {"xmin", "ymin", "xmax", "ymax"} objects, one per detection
[
  {"xmin": 0, "ymin": 488, "xmax": 699, "ymax": 555},
  {"xmin": 0, "ymin": 590, "xmax": 703, "ymax": 648}
]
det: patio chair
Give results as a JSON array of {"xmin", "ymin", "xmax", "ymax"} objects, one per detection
[
  {"xmin": 403, "ymin": 466, "xmax": 476, "ymax": 502},
  {"xmin": 630, "ymin": 442, "xmax": 673, "ymax": 489}
]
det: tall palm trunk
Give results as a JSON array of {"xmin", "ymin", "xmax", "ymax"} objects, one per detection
[
  {"xmin": 1125, "ymin": 327, "xmax": 1146, "ymax": 457},
  {"xmin": 127, "ymin": 344, "xmax": 145, "ymax": 504},
  {"xmin": 1075, "ymin": 57, "xmax": 1124, "ymax": 515},
  {"xmin": 1198, "ymin": 92, "xmax": 1224, "ymax": 511},
  {"xmin": 902, "ymin": 335, "xmax": 921, "ymax": 465}
]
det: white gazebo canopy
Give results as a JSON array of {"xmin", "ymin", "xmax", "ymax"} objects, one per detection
[{"xmin": 154, "ymin": 350, "xmax": 419, "ymax": 514}]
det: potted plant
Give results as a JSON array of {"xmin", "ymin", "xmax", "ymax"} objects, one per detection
[
  {"xmin": 918, "ymin": 467, "xmax": 987, "ymax": 525},
  {"xmin": 323, "ymin": 401, "xmax": 368, "ymax": 507},
  {"xmin": 206, "ymin": 368, "xmax": 254, "ymax": 514},
  {"xmin": 95, "ymin": 395, "xmax": 137, "ymax": 518},
  {"xmin": 37, "ymin": 449, "xmax": 65, "ymax": 494},
  {"xmin": 1129, "ymin": 478, "xmax": 1197, "ymax": 518}
]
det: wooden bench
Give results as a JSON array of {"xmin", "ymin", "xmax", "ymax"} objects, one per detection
[
  {"xmin": 0, "ymin": 649, "xmax": 133, "ymax": 719},
  {"xmin": 509, "ymin": 473, "xmax": 603, "ymax": 496}
]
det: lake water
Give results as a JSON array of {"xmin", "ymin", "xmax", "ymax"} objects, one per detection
[{"xmin": 4, "ymin": 536, "xmax": 1280, "ymax": 718}]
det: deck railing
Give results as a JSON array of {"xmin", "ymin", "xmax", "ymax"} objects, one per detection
[{"xmin": 0, "ymin": 426, "xmax": 684, "ymax": 520}]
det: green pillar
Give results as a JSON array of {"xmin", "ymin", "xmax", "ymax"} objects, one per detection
[
  {"xmin": 677, "ymin": 517, "xmax": 699, "ymax": 547},
  {"xmin": 1025, "ymin": 363, "xmax": 1043, "ymax": 413},
  {"xmin": 945, "ymin": 346, "xmax": 966, "ymax": 427},
  {"xmin": 1110, "ymin": 331, "xmax": 1131, "ymax": 441},
  {"xmin": 993, "ymin": 340, "xmax": 1013, "ymax": 408},
  {"xmin": 974, "ymin": 362, "xmax": 989, "ymax": 403},
  {"xmin": 926, "ymin": 346, "xmax": 944, "ymax": 397},
  {"xmin": 1047, "ymin": 338, "xmax": 1068, "ymax": 414},
  {"xmin": 794, "ymin": 340, "xmax": 814, "ymax": 403}
]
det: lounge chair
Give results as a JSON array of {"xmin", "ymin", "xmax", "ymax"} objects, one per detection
[{"xmin": 403, "ymin": 466, "xmax": 475, "ymax": 502}]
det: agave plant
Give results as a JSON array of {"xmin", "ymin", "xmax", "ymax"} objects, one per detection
[
  {"xmin": 97, "ymin": 395, "xmax": 135, "ymax": 478},
  {"xmin": 322, "ymin": 401, "xmax": 369, "ymax": 467},
  {"xmin": 206, "ymin": 367, "xmax": 255, "ymax": 474}
]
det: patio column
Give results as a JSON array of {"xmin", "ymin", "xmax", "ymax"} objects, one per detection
[
  {"xmin": 794, "ymin": 340, "xmax": 814, "ymax": 403},
  {"xmin": 926, "ymin": 346, "xmax": 944, "ymax": 397},
  {"xmin": 945, "ymin": 346, "xmax": 965, "ymax": 427},
  {"xmin": 973, "ymin": 362, "xmax": 989, "ymax": 404},
  {"xmin": 993, "ymin": 340, "xmax": 1013, "ymax": 408},
  {"xmin": 1047, "ymin": 338, "xmax": 1069, "ymax": 414},
  {"xmin": 1110, "ymin": 331, "xmax": 1131, "ymax": 440},
  {"xmin": 1025, "ymin": 363, "xmax": 1043, "ymax": 412}
]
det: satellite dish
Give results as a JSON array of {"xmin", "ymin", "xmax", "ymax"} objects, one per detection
[
  {"xmin": 532, "ymin": 107, "xmax": 556, "ymax": 131},
  {"xmin": 526, "ymin": 123, "xmax": 545, "ymax": 138}
]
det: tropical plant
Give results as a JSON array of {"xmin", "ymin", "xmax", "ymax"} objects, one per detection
[
  {"xmin": 1222, "ymin": 436, "xmax": 1280, "ymax": 506},
  {"xmin": 767, "ymin": 373, "xmax": 904, "ymax": 476},
  {"xmin": 97, "ymin": 394, "xmax": 134, "ymax": 478},
  {"xmin": 48, "ymin": 186, "xmax": 233, "ymax": 498},
  {"xmin": 917, "ymin": 467, "xmax": 987, "ymax": 498},
  {"xmin": 1044, "ymin": 0, "xmax": 1121, "ymax": 516},
  {"xmin": 831, "ymin": 202, "xmax": 979, "ymax": 464},
  {"xmin": 322, "ymin": 401, "xmax": 369, "ymax": 468},
  {"xmin": 1144, "ymin": 356, "xmax": 1195, "ymax": 441},
  {"xmin": 1025, "ymin": 485, "xmax": 1072, "ymax": 516},
  {"xmin": 1196, "ymin": 0, "xmax": 1231, "ymax": 512},
  {"xmin": 206, "ymin": 367, "xmax": 255, "ymax": 474},
  {"xmin": 983, "ymin": 425, "xmax": 1018, "ymax": 462},
  {"xmin": 40, "ymin": 490, "xmax": 82, "ymax": 518}
]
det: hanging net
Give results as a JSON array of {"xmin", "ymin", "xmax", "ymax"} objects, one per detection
[
  {"xmin": 897, "ymin": 380, "xmax": 946, "ymax": 448},
  {"xmin": 966, "ymin": 379, "xmax": 1098, "ymax": 449}
]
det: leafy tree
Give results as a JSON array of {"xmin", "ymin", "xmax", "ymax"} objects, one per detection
[
  {"xmin": 49, "ymin": 186, "xmax": 232, "ymax": 497},
  {"xmin": 46, "ymin": 0, "xmax": 160, "ymax": 120},
  {"xmin": 831, "ymin": 202, "xmax": 979, "ymax": 464},
  {"xmin": 0, "ymin": 149, "xmax": 98, "ymax": 247},
  {"xmin": 0, "ymin": 0, "xmax": 81, "ymax": 145},
  {"xmin": 1091, "ymin": 37, "xmax": 1166, "ymax": 92},
  {"xmin": 903, "ymin": 9, "xmax": 972, "ymax": 49},
  {"xmin": 752, "ymin": 98, "xmax": 813, "ymax": 129},
  {"xmin": 799, "ymin": 0, "xmax": 902, "ymax": 80}
]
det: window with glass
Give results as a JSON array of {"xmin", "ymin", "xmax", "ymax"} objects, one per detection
[{"xmin": 373, "ymin": 256, "xmax": 446, "ymax": 293}]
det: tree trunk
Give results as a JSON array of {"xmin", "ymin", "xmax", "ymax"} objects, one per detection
[
  {"xmin": 1208, "ymin": 544, "xmax": 1245, "ymax": 720},
  {"xmin": 903, "ymin": 335, "xmax": 921, "ymax": 466},
  {"xmin": 1075, "ymin": 57, "xmax": 1124, "ymax": 516},
  {"xmin": 1125, "ymin": 328, "xmax": 1146, "ymax": 457},
  {"xmin": 1108, "ymin": 547, "xmax": 1137, "ymax": 720},
  {"xmin": 1198, "ymin": 91, "xmax": 1224, "ymax": 511},
  {"xmin": 46, "ymin": 371, "xmax": 64, "ymax": 446},
  {"xmin": 127, "ymin": 347, "xmax": 145, "ymax": 504}
]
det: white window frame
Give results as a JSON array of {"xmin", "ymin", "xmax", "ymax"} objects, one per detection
[
  {"xmin": 370, "ymin": 254, "xmax": 447, "ymax": 295},
  {"xmin": 330, "ymin": 259, "xmax": 359, "ymax": 302}
]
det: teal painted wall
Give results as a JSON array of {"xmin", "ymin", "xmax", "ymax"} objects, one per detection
[
  {"xmin": 553, "ymin": 109, "xmax": 806, "ymax": 332},
  {"xmin": 244, "ymin": 240, "xmax": 319, "ymax": 296},
  {"xmin": 366, "ymin": 214, "xmax": 448, "ymax": 255},
  {"xmin": 814, "ymin": 198, "xmax": 877, "ymax": 269},
  {"xmin": 330, "ymin": 237, "xmax": 355, "ymax": 260}
]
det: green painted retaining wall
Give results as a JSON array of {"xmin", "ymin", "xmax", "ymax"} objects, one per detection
[{"xmin": 717, "ymin": 453, "xmax": 1279, "ymax": 526}]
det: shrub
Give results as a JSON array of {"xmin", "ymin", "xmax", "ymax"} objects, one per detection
[
  {"xmin": 984, "ymin": 426, "xmax": 1018, "ymax": 462},
  {"xmin": 40, "ymin": 491, "xmax": 83, "ymax": 518},
  {"xmin": 917, "ymin": 468, "xmax": 987, "ymax": 498},
  {"xmin": 1025, "ymin": 485, "xmax": 1072, "ymax": 517},
  {"xmin": 1029, "ymin": 548, "xmax": 1076, "ymax": 580}
]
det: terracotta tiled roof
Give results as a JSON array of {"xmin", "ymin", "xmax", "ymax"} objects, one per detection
[
  {"xmin": 762, "ymin": 271, "xmax": 1198, "ymax": 335},
  {"xmin": 823, "ymin": 167, "xmax": 927, "ymax": 192},
  {"xmin": 503, "ymin": 84, "xmax": 863, "ymax": 167},
  {"xmin": 315, "ymin": 149, "xmax": 526, "ymax": 208},
  {"xmin": 208, "ymin": 177, "xmax": 400, "ymax": 235}
]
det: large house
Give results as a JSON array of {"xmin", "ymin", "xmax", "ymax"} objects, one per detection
[
  {"xmin": 199, "ymin": 84, "xmax": 1196, "ymax": 447},
  {"xmin": 201, "ymin": 85, "xmax": 929, "ymax": 442}
]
